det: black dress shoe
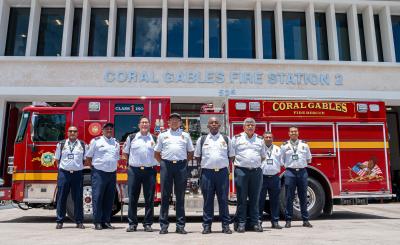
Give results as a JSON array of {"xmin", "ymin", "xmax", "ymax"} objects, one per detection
[
  {"xmin": 94, "ymin": 223, "xmax": 103, "ymax": 230},
  {"xmin": 222, "ymin": 226, "xmax": 232, "ymax": 234},
  {"xmin": 76, "ymin": 223, "xmax": 85, "ymax": 229},
  {"xmin": 102, "ymin": 223, "xmax": 115, "ymax": 229},
  {"xmin": 271, "ymin": 222, "xmax": 283, "ymax": 229},
  {"xmin": 285, "ymin": 221, "xmax": 291, "ymax": 228},
  {"xmin": 56, "ymin": 223, "xmax": 63, "ymax": 229},
  {"xmin": 233, "ymin": 222, "xmax": 238, "ymax": 231},
  {"xmin": 159, "ymin": 227, "xmax": 168, "ymax": 234},
  {"xmin": 237, "ymin": 225, "xmax": 246, "ymax": 233},
  {"xmin": 202, "ymin": 226, "xmax": 211, "ymax": 234},
  {"xmin": 126, "ymin": 225, "xmax": 137, "ymax": 232},
  {"xmin": 253, "ymin": 225, "xmax": 263, "ymax": 232},
  {"xmin": 144, "ymin": 225, "xmax": 153, "ymax": 232},
  {"xmin": 303, "ymin": 221, "xmax": 313, "ymax": 228},
  {"xmin": 176, "ymin": 227, "xmax": 188, "ymax": 234}
]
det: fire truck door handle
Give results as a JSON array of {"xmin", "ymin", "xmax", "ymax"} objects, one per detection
[{"xmin": 28, "ymin": 143, "xmax": 37, "ymax": 153}]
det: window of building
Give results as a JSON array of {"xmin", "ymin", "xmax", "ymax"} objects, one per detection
[
  {"xmin": 167, "ymin": 9, "xmax": 184, "ymax": 57},
  {"xmin": 37, "ymin": 8, "xmax": 65, "ymax": 56},
  {"xmin": 374, "ymin": 15, "xmax": 384, "ymax": 62},
  {"xmin": 88, "ymin": 8, "xmax": 109, "ymax": 56},
  {"xmin": 262, "ymin": 11, "xmax": 276, "ymax": 59},
  {"xmin": 32, "ymin": 114, "xmax": 66, "ymax": 142},
  {"xmin": 133, "ymin": 8, "xmax": 162, "ymax": 57},
  {"xmin": 336, "ymin": 13, "xmax": 351, "ymax": 61},
  {"xmin": 115, "ymin": 8, "xmax": 127, "ymax": 57},
  {"xmin": 209, "ymin": 9, "xmax": 221, "ymax": 58},
  {"xmin": 393, "ymin": 16, "xmax": 400, "ymax": 62},
  {"xmin": 5, "ymin": 8, "xmax": 30, "ymax": 56},
  {"xmin": 71, "ymin": 8, "xmax": 82, "ymax": 56},
  {"xmin": 358, "ymin": 14, "xmax": 367, "ymax": 61},
  {"xmin": 283, "ymin": 12, "xmax": 308, "ymax": 60},
  {"xmin": 315, "ymin": 12, "xmax": 329, "ymax": 60},
  {"xmin": 189, "ymin": 9, "xmax": 204, "ymax": 58},
  {"xmin": 227, "ymin": 10, "xmax": 255, "ymax": 59}
]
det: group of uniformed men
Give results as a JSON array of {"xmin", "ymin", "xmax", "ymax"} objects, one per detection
[{"xmin": 54, "ymin": 113, "xmax": 313, "ymax": 233}]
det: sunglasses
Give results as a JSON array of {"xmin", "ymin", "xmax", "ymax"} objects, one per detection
[{"xmin": 68, "ymin": 130, "xmax": 78, "ymax": 133}]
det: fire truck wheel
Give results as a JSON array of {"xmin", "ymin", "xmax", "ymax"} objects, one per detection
[{"xmin": 279, "ymin": 177, "xmax": 325, "ymax": 220}]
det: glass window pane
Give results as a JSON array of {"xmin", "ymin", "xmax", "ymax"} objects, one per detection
[
  {"xmin": 358, "ymin": 14, "xmax": 367, "ymax": 61},
  {"xmin": 393, "ymin": 16, "xmax": 400, "ymax": 62},
  {"xmin": 133, "ymin": 8, "xmax": 162, "ymax": 57},
  {"xmin": 5, "ymin": 8, "xmax": 30, "ymax": 56},
  {"xmin": 336, "ymin": 13, "xmax": 351, "ymax": 61},
  {"xmin": 71, "ymin": 8, "xmax": 82, "ymax": 56},
  {"xmin": 189, "ymin": 9, "xmax": 204, "ymax": 58},
  {"xmin": 262, "ymin": 11, "xmax": 276, "ymax": 59},
  {"xmin": 114, "ymin": 115, "xmax": 140, "ymax": 142},
  {"xmin": 33, "ymin": 114, "xmax": 66, "ymax": 142},
  {"xmin": 374, "ymin": 15, "xmax": 384, "ymax": 62},
  {"xmin": 315, "ymin": 12, "xmax": 329, "ymax": 60},
  {"xmin": 115, "ymin": 8, "xmax": 127, "ymax": 57},
  {"xmin": 88, "ymin": 8, "xmax": 109, "ymax": 56},
  {"xmin": 227, "ymin": 10, "xmax": 255, "ymax": 59},
  {"xmin": 16, "ymin": 112, "xmax": 30, "ymax": 143},
  {"xmin": 209, "ymin": 9, "xmax": 221, "ymax": 58},
  {"xmin": 283, "ymin": 12, "xmax": 308, "ymax": 60},
  {"xmin": 167, "ymin": 9, "xmax": 184, "ymax": 57},
  {"xmin": 37, "ymin": 8, "xmax": 65, "ymax": 56}
]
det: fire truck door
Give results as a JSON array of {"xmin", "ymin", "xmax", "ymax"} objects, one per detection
[{"xmin": 337, "ymin": 123, "xmax": 390, "ymax": 194}]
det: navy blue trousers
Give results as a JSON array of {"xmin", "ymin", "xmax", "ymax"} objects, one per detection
[
  {"xmin": 159, "ymin": 160, "xmax": 187, "ymax": 229},
  {"xmin": 127, "ymin": 166, "xmax": 156, "ymax": 226},
  {"xmin": 285, "ymin": 168, "xmax": 309, "ymax": 221},
  {"xmin": 56, "ymin": 169, "xmax": 83, "ymax": 223},
  {"xmin": 91, "ymin": 168, "xmax": 116, "ymax": 224},
  {"xmin": 234, "ymin": 166, "xmax": 262, "ymax": 226},
  {"xmin": 258, "ymin": 174, "xmax": 281, "ymax": 223},
  {"xmin": 200, "ymin": 168, "xmax": 231, "ymax": 228}
]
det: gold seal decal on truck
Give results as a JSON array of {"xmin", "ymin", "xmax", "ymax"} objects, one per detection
[{"xmin": 40, "ymin": 152, "xmax": 55, "ymax": 167}]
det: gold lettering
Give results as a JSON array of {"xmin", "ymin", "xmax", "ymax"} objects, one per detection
[
  {"xmin": 342, "ymin": 103, "xmax": 348, "ymax": 113},
  {"xmin": 279, "ymin": 103, "xmax": 286, "ymax": 111},
  {"xmin": 308, "ymin": 103, "xmax": 315, "ymax": 109},
  {"xmin": 300, "ymin": 102, "xmax": 307, "ymax": 109},
  {"xmin": 272, "ymin": 102, "xmax": 279, "ymax": 111},
  {"xmin": 315, "ymin": 103, "xmax": 321, "ymax": 109},
  {"xmin": 286, "ymin": 102, "xmax": 293, "ymax": 110},
  {"xmin": 293, "ymin": 103, "xmax": 299, "ymax": 109},
  {"xmin": 322, "ymin": 103, "xmax": 328, "ymax": 110}
]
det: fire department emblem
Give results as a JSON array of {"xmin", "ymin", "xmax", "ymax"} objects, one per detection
[
  {"xmin": 40, "ymin": 152, "xmax": 55, "ymax": 167},
  {"xmin": 348, "ymin": 157, "xmax": 384, "ymax": 182},
  {"xmin": 88, "ymin": 123, "xmax": 101, "ymax": 136}
]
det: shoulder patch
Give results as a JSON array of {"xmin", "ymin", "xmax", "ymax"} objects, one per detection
[
  {"xmin": 257, "ymin": 136, "xmax": 263, "ymax": 139},
  {"xmin": 234, "ymin": 134, "xmax": 241, "ymax": 138},
  {"xmin": 94, "ymin": 136, "xmax": 101, "ymax": 140},
  {"xmin": 300, "ymin": 140, "xmax": 307, "ymax": 143},
  {"xmin": 282, "ymin": 141, "xmax": 289, "ymax": 145},
  {"xmin": 161, "ymin": 129, "xmax": 168, "ymax": 133}
]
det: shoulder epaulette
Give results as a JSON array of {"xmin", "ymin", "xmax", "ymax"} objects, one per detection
[
  {"xmin": 94, "ymin": 136, "xmax": 101, "ymax": 140},
  {"xmin": 282, "ymin": 141, "xmax": 289, "ymax": 145},
  {"xmin": 300, "ymin": 140, "xmax": 307, "ymax": 143},
  {"xmin": 257, "ymin": 135, "xmax": 263, "ymax": 139},
  {"xmin": 234, "ymin": 134, "xmax": 241, "ymax": 138},
  {"xmin": 160, "ymin": 129, "xmax": 168, "ymax": 133}
]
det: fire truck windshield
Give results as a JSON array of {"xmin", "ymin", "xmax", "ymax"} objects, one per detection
[
  {"xmin": 15, "ymin": 112, "xmax": 30, "ymax": 143},
  {"xmin": 32, "ymin": 114, "xmax": 66, "ymax": 142}
]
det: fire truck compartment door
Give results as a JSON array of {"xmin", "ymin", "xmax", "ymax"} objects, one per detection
[{"xmin": 337, "ymin": 124, "xmax": 390, "ymax": 194}]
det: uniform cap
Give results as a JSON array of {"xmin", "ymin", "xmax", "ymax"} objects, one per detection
[
  {"xmin": 169, "ymin": 113, "xmax": 181, "ymax": 120},
  {"xmin": 102, "ymin": 122, "xmax": 114, "ymax": 129}
]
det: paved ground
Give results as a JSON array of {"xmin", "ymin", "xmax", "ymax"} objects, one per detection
[{"xmin": 0, "ymin": 203, "xmax": 399, "ymax": 245}]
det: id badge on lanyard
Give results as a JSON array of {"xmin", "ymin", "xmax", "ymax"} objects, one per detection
[
  {"xmin": 67, "ymin": 154, "xmax": 74, "ymax": 160},
  {"xmin": 290, "ymin": 142, "xmax": 299, "ymax": 161},
  {"xmin": 266, "ymin": 159, "xmax": 273, "ymax": 165}
]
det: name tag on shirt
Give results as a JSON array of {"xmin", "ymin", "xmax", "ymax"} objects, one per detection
[
  {"xmin": 292, "ymin": 154, "xmax": 299, "ymax": 161},
  {"xmin": 67, "ymin": 154, "xmax": 74, "ymax": 160},
  {"xmin": 266, "ymin": 159, "xmax": 273, "ymax": 165}
]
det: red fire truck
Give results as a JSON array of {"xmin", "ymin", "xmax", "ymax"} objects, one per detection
[
  {"xmin": 226, "ymin": 99, "xmax": 392, "ymax": 219},
  {"xmin": 0, "ymin": 97, "xmax": 170, "ymax": 219}
]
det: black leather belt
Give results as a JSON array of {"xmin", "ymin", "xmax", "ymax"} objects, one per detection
[
  {"xmin": 130, "ymin": 166, "xmax": 155, "ymax": 170},
  {"xmin": 235, "ymin": 166, "xmax": 260, "ymax": 171},
  {"xmin": 287, "ymin": 168, "xmax": 305, "ymax": 172},
  {"xmin": 163, "ymin": 159, "xmax": 187, "ymax": 164},
  {"xmin": 60, "ymin": 168, "xmax": 81, "ymax": 174},
  {"xmin": 202, "ymin": 167, "xmax": 228, "ymax": 172}
]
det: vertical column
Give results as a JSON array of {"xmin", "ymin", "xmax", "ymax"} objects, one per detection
[
  {"xmin": 221, "ymin": 0, "xmax": 227, "ymax": 58},
  {"xmin": 26, "ymin": 0, "xmax": 41, "ymax": 56},
  {"xmin": 255, "ymin": 0, "xmax": 263, "ymax": 59},
  {"xmin": 0, "ymin": 99, "xmax": 5, "ymax": 166},
  {"xmin": 62, "ymin": 0, "xmax": 75, "ymax": 56},
  {"xmin": 0, "ymin": 0, "xmax": 10, "ymax": 56},
  {"xmin": 107, "ymin": 0, "xmax": 117, "ymax": 57},
  {"xmin": 326, "ymin": 3, "xmax": 338, "ymax": 61},
  {"xmin": 275, "ymin": 1, "xmax": 284, "ymax": 60},
  {"xmin": 363, "ymin": 5, "xmax": 378, "ymax": 62},
  {"xmin": 161, "ymin": 0, "xmax": 168, "ymax": 58},
  {"xmin": 380, "ymin": 6, "xmax": 396, "ymax": 62},
  {"xmin": 183, "ymin": 0, "xmax": 189, "ymax": 58},
  {"xmin": 347, "ymin": 4, "xmax": 361, "ymax": 61},
  {"xmin": 204, "ymin": 0, "xmax": 209, "ymax": 58},
  {"xmin": 125, "ymin": 0, "xmax": 134, "ymax": 57},
  {"xmin": 306, "ymin": 2, "xmax": 317, "ymax": 60},
  {"xmin": 79, "ymin": 0, "xmax": 91, "ymax": 56}
]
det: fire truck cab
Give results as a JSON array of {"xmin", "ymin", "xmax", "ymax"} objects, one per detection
[{"xmin": 4, "ymin": 97, "xmax": 170, "ymax": 218}]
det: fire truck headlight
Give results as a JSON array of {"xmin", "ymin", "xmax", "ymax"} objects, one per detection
[
  {"xmin": 7, "ymin": 156, "xmax": 14, "ymax": 174},
  {"xmin": 369, "ymin": 104, "xmax": 380, "ymax": 112},
  {"xmin": 0, "ymin": 178, "xmax": 4, "ymax": 186}
]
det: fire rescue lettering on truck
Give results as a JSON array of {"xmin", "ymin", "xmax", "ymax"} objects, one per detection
[{"xmin": 272, "ymin": 102, "xmax": 348, "ymax": 113}]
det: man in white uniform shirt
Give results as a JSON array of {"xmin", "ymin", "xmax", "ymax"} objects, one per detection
[
  {"xmin": 258, "ymin": 131, "xmax": 283, "ymax": 229},
  {"xmin": 54, "ymin": 126, "xmax": 86, "ymax": 229},
  {"xmin": 194, "ymin": 117, "xmax": 234, "ymax": 234},
  {"xmin": 123, "ymin": 117, "xmax": 157, "ymax": 233},
  {"xmin": 86, "ymin": 122, "xmax": 120, "ymax": 230}
]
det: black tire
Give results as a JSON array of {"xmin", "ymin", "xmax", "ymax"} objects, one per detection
[
  {"xmin": 279, "ymin": 177, "xmax": 325, "ymax": 220},
  {"xmin": 67, "ymin": 174, "xmax": 121, "ymax": 222}
]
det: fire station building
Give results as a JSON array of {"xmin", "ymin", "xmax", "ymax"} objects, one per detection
[{"xmin": 0, "ymin": 0, "xmax": 400, "ymax": 190}]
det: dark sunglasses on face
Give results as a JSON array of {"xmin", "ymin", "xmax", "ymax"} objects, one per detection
[{"xmin": 68, "ymin": 130, "xmax": 77, "ymax": 133}]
